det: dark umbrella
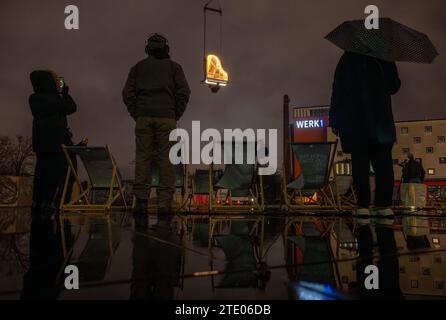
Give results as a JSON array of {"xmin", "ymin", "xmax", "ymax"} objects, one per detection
[{"xmin": 325, "ymin": 17, "xmax": 438, "ymax": 63}]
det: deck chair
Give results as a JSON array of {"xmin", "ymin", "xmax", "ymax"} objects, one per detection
[
  {"xmin": 209, "ymin": 142, "xmax": 265, "ymax": 213},
  {"xmin": 188, "ymin": 169, "xmax": 222, "ymax": 212},
  {"xmin": 332, "ymin": 175, "xmax": 356, "ymax": 211},
  {"xmin": 60, "ymin": 145, "xmax": 127, "ymax": 214},
  {"xmin": 282, "ymin": 141, "xmax": 338, "ymax": 212},
  {"xmin": 143, "ymin": 163, "xmax": 188, "ymax": 213}
]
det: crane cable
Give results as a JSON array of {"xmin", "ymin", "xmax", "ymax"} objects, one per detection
[{"xmin": 203, "ymin": 0, "xmax": 223, "ymax": 81}]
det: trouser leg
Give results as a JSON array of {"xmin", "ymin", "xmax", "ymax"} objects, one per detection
[
  {"xmin": 155, "ymin": 118, "xmax": 176, "ymax": 211},
  {"xmin": 371, "ymin": 144, "xmax": 394, "ymax": 208},
  {"xmin": 355, "ymin": 225, "xmax": 374, "ymax": 298},
  {"xmin": 134, "ymin": 117, "xmax": 154, "ymax": 200},
  {"xmin": 53, "ymin": 151, "xmax": 69, "ymax": 209},
  {"xmin": 351, "ymin": 148, "xmax": 371, "ymax": 208},
  {"xmin": 33, "ymin": 154, "xmax": 44, "ymax": 206}
]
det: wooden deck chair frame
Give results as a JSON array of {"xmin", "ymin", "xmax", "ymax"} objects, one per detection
[
  {"xmin": 208, "ymin": 163, "xmax": 265, "ymax": 213},
  {"xmin": 282, "ymin": 141, "xmax": 338, "ymax": 212},
  {"xmin": 138, "ymin": 164, "xmax": 189, "ymax": 213},
  {"xmin": 331, "ymin": 175, "xmax": 357, "ymax": 211},
  {"xmin": 59, "ymin": 145, "xmax": 127, "ymax": 214}
]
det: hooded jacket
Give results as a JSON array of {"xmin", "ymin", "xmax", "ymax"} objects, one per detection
[
  {"xmin": 29, "ymin": 70, "xmax": 77, "ymax": 153},
  {"xmin": 329, "ymin": 52, "xmax": 401, "ymax": 153},
  {"xmin": 122, "ymin": 56, "xmax": 190, "ymax": 120}
]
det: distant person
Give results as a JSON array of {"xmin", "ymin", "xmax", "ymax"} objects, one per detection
[
  {"xmin": 29, "ymin": 70, "xmax": 78, "ymax": 218},
  {"xmin": 400, "ymin": 154, "xmax": 425, "ymax": 183},
  {"xmin": 122, "ymin": 33, "xmax": 191, "ymax": 226},
  {"xmin": 329, "ymin": 51, "xmax": 401, "ymax": 217}
]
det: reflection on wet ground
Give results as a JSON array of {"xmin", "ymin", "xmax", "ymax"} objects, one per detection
[{"xmin": 1, "ymin": 208, "xmax": 446, "ymax": 300}]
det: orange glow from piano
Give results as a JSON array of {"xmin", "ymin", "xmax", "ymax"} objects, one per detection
[{"xmin": 205, "ymin": 54, "xmax": 228, "ymax": 86}]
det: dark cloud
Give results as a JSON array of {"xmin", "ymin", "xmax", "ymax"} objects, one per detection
[{"xmin": 1, "ymin": 0, "xmax": 445, "ymax": 177}]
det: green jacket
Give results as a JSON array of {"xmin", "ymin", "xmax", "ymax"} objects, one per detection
[{"xmin": 122, "ymin": 56, "xmax": 190, "ymax": 120}]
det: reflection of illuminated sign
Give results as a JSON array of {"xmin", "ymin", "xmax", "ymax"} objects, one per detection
[
  {"xmin": 296, "ymin": 119, "xmax": 325, "ymax": 129},
  {"xmin": 205, "ymin": 54, "xmax": 228, "ymax": 86}
]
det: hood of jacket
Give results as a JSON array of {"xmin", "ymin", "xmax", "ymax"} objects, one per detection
[{"xmin": 30, "ymin": 70, "xmax": 58, "ymax": 93}]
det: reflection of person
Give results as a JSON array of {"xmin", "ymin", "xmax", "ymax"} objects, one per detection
[
  {"xmin": 329, "ymin": 52, "xmax": 401, "ymax": 217},
  {"xmin": 355, "ymin": 220, "xmax": 403, "ymax": 300},
  {"xmin": 21, "ymin": 211, "xmax": 67, "ymax": 300},
  {"xmin": 130, "ymin": 227, "xmax": 182, "ymax": 300},
  {"xmin": 29, "ymin": 70, "xmax": 77, "ymax": 218},
  {"xmin": 403, "ymin": 216, "xmax": 430, "ymax": 250},
  {"xmin": 400, "ymin": 154, "xmax": 425, "ymax": 183},
  {"xmin": 123, "ymin": 34, "xmax": 190, "ymax": 226}
]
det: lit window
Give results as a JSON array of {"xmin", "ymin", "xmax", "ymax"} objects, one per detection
[
  {"xmin": 426, "ymin": 147, "xmax": 434, "ymax": 154},
  {"xmin": 432, "ymin": 238, "xmax": 440, "ymax": 244},
  {"xmin": 401, "ymin": 127, "xmax": 409, "ymax": 134},
  {"xmin": 435, "ymin": 281, "xmax": 444, "ymax": 290},
  {"xmin": 425, "ymin": 126, "xmax": 433, "ymax": 133},
  {"xmin": 413, "ymin": 137, "xmax": 421, "ymax": 144},
  {"xmin": 438, "ymin": 136, "xmax": 445, "ymax": 143},
  {"xmin": 402, "ymin": 148, "xmax": 410, "ymax": 155},
  {"xmin": 345, "ymin": 163, "xmax": 351, "ymax": 175},
  {"xmin": 428, "ymin": 169, "xmax": 435, "ymax": 175},
  {"xmin": 440, "ymin": 157, "xmax": 446, "ymax": 164}
]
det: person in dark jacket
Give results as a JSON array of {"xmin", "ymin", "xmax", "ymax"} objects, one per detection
[
  {"xmin": 29, "ymin": 70, "xmax": 77, "ymax": 216},
  {"xmin": 400, "ymin": 154, "xmax": 425, "ymax": 183},
  {"xmin": 329, "ymin": 52, "xmax": 401, "ymax": 217},
  {"xmin": 122, "ymin": 33, "xmax": 190, "ymax": 226}
]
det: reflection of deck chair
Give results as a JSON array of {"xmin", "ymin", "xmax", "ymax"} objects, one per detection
[
  {"xmin": 60, "ymin": 145, "xmax": 127, "ymax": 214},
  {"xmin": 282, "ymin": 141, "xmax": 338, "ymax": 212},
  {"xmin": 209, "ymin": 142, "xmax": 265, "ymax": 213},
  {"xmin": 59, "ymin": 216, "xmax": 121, "ymax": 282},
  {"xmin": 76, "ymin": 218, "xmax": 120, "ymax": 282},
  {"xmin": 144, "ymin": 163, "xmax": 188, "ymax": 213},
  {"xmin": 208, "ymin": 218, "xmax": 265, "ymax": 290},
  {"xmin": 283, "ymin": 217, "xmax": 338, "ymax": 286}
]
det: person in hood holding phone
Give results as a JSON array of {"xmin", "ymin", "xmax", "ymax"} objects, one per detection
[{"xmin": 29, "ymin": 70, "xmax": 77, "ymax": 218}]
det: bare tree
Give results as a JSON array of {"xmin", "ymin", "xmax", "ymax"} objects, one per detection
[{"xmin": 0, "ymin": 135, "xmax": 34, "ymax": 176}]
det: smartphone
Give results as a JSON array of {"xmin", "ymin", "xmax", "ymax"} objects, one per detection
[{"xmin": 58, "ymin": 77, "xmax": 65, "ymax": 91}]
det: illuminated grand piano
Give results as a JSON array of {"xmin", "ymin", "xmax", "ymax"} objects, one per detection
[{"xmin": 205, "ymin": 54, "xmax": 229, "ymax": 88}]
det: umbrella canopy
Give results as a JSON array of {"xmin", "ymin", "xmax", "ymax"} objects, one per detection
[{"xmin": 325, "ymin": 17, "xmax": 438, "ymax": 63}]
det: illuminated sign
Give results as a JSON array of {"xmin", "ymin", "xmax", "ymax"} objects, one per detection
[
  {"xmin": 295, "ymin": 119, "xmax": 325, "ymax": 129},
  {"xmin": 205, "ymin": 54, "xmax": 228, "ymax": 86}
]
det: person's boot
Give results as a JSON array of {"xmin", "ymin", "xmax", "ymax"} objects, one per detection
[
  {"xmin": 371, "ymin": 207, "xmax": 394, "ymax": 226},
  {"xmin": 353, "ymin": 208, "xmax": 371, "ymax": 226},
  {"xmin": 133, "ymin": 198, "xmax": 148, "ymax": 229}
]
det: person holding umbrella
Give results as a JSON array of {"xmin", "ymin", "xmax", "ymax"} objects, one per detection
[{"xmin": 326, "ymin": 18, "xmax": 438, "ymax": 219}]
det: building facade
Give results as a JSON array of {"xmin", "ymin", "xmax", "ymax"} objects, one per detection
[{"xmin": 292, "ymin": 105, "xmax": 446, "ymax": 198}]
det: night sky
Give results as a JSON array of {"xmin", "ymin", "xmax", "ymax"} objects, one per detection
[{"xmin": 1, "ymin": 0, "xmax": 445, "ymax": 177}]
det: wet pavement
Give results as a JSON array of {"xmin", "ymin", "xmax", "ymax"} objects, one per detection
[{"xmin": 1, "ymin": 208, "xmax": 445, "ymax": 300}]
